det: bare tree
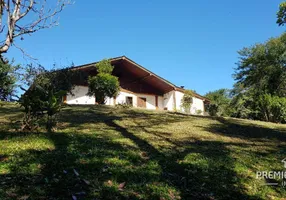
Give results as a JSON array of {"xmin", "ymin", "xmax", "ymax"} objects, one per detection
[{"xmin": 0, "ymin": 0, "xmax": 71, "ymax": 62}]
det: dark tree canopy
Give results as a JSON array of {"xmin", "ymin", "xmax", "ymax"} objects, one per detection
[
  {"xmin": 231, "ymin": 33, "xmax": 286, "ymax": 122},
  {"xmin": 205, "ymin": 89, "xmax": 231, "ymax": 116},
  {"xmin": 0, "ymin": 61, "xmax": 19, "ymax": 101},
  {"xmin": 234, "ymin": 33, "xmax": 286, "ymax": 97},
  {"xmin": 19, "ymin": 66, "xmax": 78, "ymax": 131}
]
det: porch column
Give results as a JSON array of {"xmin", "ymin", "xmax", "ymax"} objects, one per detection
[
  {"xmin": 173, "ymin": 90, "xmax": 177, "ymax": 111},
  {"xmin": 155, "ymin": 96, "xmax": 158, "ymax": 110}
]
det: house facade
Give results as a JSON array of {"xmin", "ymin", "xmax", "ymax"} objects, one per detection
[{"xmin": 65, "ymin": 56, "xmax": 209, "ymax": 115}]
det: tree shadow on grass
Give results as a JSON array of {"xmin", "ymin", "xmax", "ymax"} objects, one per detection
[
  {"xmin": 1, "ymin": 130, "xmax": 151, "ymax": 199},
  {"xmin": 199, "ymin": 117, "xmax": 286, "ymax": 198},
  {"xmin": 205, "ymin": 117, "xmax": 286, "ymax": 141},
  {"xmin": 1, "ymin": 106, "xmax": 276, "ymax": 199},
  {"xmin": 104, "ymin": 118, "xmax": 261, "ymax": 200},
  {"xmin": 59, "ymin": 106, "xmax": 267, "ymax": 199}
]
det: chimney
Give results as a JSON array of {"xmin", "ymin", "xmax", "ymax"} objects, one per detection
[{"xmin": 180, "ymin": 86, "xmax": 185, "ymax": 89}]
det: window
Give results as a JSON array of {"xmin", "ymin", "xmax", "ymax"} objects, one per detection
[{"xmin": 126, "ymin": 96, "xmax": 133, "ymax": 106}]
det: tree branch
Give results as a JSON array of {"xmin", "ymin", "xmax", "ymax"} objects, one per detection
[{"xmin": 0, "ymin": 0, "xmax": 72, "ymax": 61}]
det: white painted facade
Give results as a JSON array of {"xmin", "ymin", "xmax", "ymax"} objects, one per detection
[
  {"xmin": 174, "ymin": 91, "xmax": 205, "ymax": 115},
  {"xmin": 66, "ymin": 86, "xmax": 95, "ymax": 105},
  {"xmin": 66, "ymin": 86, "xmax": 205, "ymax": 115},
  {"xmin": 111, "ymin": 90, "xmax": 163, "ymax": 110}
]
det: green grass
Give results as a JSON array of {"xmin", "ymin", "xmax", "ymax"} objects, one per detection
[{"xmin": 0, "ymin": 103, "xmax": 286, "ymax": 199}]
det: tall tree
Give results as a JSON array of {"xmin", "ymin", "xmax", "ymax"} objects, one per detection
[
  {"xmin": 234, "ymin": 33, "xmax": 286, "ymax": 97},
  {"xmin": 0, "ymin": 0, "xmax": 71, "ymax": 62},
  {"xmin": 0, "ymin": 60, "xmax": 19, "ymax": 101},
  {"xmin": 87, "ymin": 59, "xmax": 120, "ymax": 104},
  {"xmin": 232, "ymin": 33, "xmax": 286, "ymax": 122}
]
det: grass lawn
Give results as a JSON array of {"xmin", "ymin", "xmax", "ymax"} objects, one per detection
[{"xmin": 0, "ymin": 103, "xmax": 285, "ymax": 199}]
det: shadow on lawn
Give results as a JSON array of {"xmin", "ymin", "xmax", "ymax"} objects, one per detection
[
  {"xmin": 2, "ymin": 106, "xmax": 282, "ymax": 199},
  {"xmin": 204, "ymin": 117, "xmax": 286, "ymax": 141}
]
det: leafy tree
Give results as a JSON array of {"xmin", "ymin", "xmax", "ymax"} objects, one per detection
[
  {"xmin": 256, "ymin": 94, "xmax": 286, "ymax": 123},
  {"xmin": 180, "ymin": 90, "xmax": 193, "ymax": 113},
  {"xmin": 232, "ymin": 33, "xmax": 286, "ymax": 122},
  {"xmin": 20, "ymin": 84, "xmax": 65, "ymax": 132},
  {"xmin": 19, "ymin": 66, "xmax": 78, "ymax": 132},
  {"xmin": 87, "ymin": 59, "xmax": 120, "ymax": 104},
  {"xmin": 0, "ymin": 61, "xmax": 19, "ymax": 101},
  {"xmin": 205, "ymin": 89, "xmax": 231, "ymax": 116},
  {"xmin": 277, "ymin": 1, "xmax": 286, "ymax": 26},
  {"xmin": 234, "ymin": 33, "xmax": 286, "ymax": 97},
  {"xmin": 228, "ymin": 83, "xmax": 254, "ymax": 119}
]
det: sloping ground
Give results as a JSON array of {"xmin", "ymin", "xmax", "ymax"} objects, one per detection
[{"xmin": 0, "ymin": 103, "xmax": 285, "ymax": 200}]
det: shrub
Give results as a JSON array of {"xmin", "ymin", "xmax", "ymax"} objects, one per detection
[
  {"xmin": 257, "ymin": 94, "xmax": 286, "ymax": 123},
  {"xmin": 196, "ymin": 109, "xmax": 203, "ymax": 115},
  {"xmin": 87, "ymin": 59, "xmax": 120, "ymax": 104},
  {"xmin": 207, "ymin": 104, "xmax": 219, "ymax": 116},
  {"xmin": 181, "ymin": 90, "xmax": 193, "ymax": 114},
  {"xmin": 19, "ymin": 67, "xmax": 77, "ymax": 132},
  {"xmin": 115, "ymin": 103, "xmax": 132, "ymax": 109}
]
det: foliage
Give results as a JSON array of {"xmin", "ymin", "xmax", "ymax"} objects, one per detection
[
  {"xmin": 231, "ymin": 33, "xmax": 286, "ymax": 122},
  {"xmin": 277, "ymin": 1, "xmax": 286, "ymax": 26},
  {"xmin": 234, "ymin": 33, "xmax": 286, "ymax": 97},
  {"xmin": 0, "ymin": 61, "xmax": 20, "ymax": 101},
  {"xmin": 87, "ymin": 59, "xmax": 120, "ymax": 104},
  {"xmin": 207, "ymin": 104, "xmax": 219, "ymax": 116},
  {"xmin": 0, "ymin": 104, "xmax": 285, "ymax": 199},
  {"xmin": 196, "ymin": 109, "xmax": 203, "ymax": 115},
  {"xmin": 96, "ymin": 59, "xmax": 115, "ymax": 74},
  {"xmin": 229, "ymin": 94, "xmax": 252, "ymax": 119},
  {"xmin": 257, "ymin": 93, "xmax": 286, "ymax": 123},
  {"xmin": 180, "ymin": 90, "xmax": 193, "ymax": 113},
  {"xmin": 115, "ymin": 103, "xmax": 133, "ymax": 109},
  {"xmin": 205, "ymin": 89, "xmax": 231, "ymax": 116},
  {"xmin": 19, "ymin": 67, "xmax": 77, "ymax": 132}
]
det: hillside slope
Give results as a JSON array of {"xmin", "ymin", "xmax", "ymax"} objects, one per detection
[{"xmin": 0, "ymin": 104, "xmax": 285, "ymax": 199}]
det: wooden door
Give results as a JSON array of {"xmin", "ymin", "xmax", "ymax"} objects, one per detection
[{"xmin": 137, "ymin": 97, "xmax": 146, "ymax": 108}]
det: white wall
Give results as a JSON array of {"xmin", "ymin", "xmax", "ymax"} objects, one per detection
[
  {"xmin": 158, "ymin": 96, "xmax": 164, "ymax": 110},
  {"xmin": 66, "ymin": 86, "xmax": 95, "ymax": 105},
  {"xmin": 163, "ymin": 91, "xmax": 175, "ymax": 111},
  {"xmin": 105, "ymin": 97, "xmax": 115, "ymax": 106},
  {"xmin": 174, "ymin": 91, "xmax": 205, "ymax": 115},
  {"xmin": 191, "ymin": 96, "xmax": 205, "ymax": 115},
  {"xmin": 175, "ymin": 91, "xmax": 184, "ymax": 112},
  {"xmin": 115, "ymin": 90, "xmax": 163, "ymax": 110},
  {"xmin": 65, "ymin": 86, "xmax": 207, "ymax": 113}
]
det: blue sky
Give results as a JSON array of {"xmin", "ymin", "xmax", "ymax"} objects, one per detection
[{"xmin": 7, "ymin": 0, "xmax": 285, "ymax": 95}]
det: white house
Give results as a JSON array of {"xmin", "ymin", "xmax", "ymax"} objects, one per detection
[{"xmin": 64, "ymin": 56, "xmax": 209, "ymax": 115}]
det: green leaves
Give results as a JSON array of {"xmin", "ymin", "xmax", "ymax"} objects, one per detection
[
  {"xmin": 231, "ymin": 33, "xmax": 286, "ymax": 122},
  {"xmin": 235, "ymin": 33, "xmax": 286, "ymax": 97},
  {"xmin": 205, "ymin": 89, "xmax": 231, "ymax": 116},
  {"xmin": 0, "ymin": 60, "xmax": 19, "ymax": 101},
  {"xmin": 181, "ymin": 90, "xmax": 193, "ymax": 114},
  {"xmin": 19, "ymin": 67, "xmax": 76, "ymax": 132},
  {"xmin": 257, "ymin": 94, "xmax": 286, "ymax": 123},
  {"xmin": 88, "ymin": 60, "xmax": 120, "ymax": 104},
  {"xmin": 277, "ymin": 2, "xmax": 286, "ymax": 26},
  {"xmin": 96, "ymin": 59, "xmax": 114, "ymax": 74}
]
